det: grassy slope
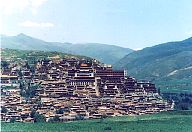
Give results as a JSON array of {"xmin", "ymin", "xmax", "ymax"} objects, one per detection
[
  {"xmin": 1, "ymin": 48, "xmax": 92, "ymax": 64},
  {"xmin": 114, "ymin": 38, "xmax": 192, "ymax": 93},
  {"xmin": 2, "ymin": 111, "xmax": 192, "ymax": 132},
  {"xmin": 155, "ymin": 79, "xmax": 192, "ymax": 93}
]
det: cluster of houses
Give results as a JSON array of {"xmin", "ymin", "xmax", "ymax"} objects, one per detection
[{"xmin": 1, "ymin": 55, "xmax": 173, "ymax": 122}]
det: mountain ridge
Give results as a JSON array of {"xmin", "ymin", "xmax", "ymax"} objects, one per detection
[
  {"xmin": 1, "ymin": 33, "xmax": 133, "ymax": 64},
  {"xmin": 114, "ymin": 37, "xmax": 192, "ymax": 93}
]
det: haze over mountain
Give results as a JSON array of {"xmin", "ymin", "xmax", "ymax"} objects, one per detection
[
  {"xmin": 1, "ymin": 33, "xmax": 133, "ymax": 64},
  {"xmin": 114, "ymin": 37, "xmax": 192, "ymax": 93}
]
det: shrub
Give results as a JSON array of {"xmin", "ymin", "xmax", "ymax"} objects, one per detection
[
  {"xmin": 1, "ymin": 106, "xmax": 8, "ymax": 113},
  {"xmin": 48, "ymin": 116, "xmax": 60, "ymax": 122},
  {"xmin": 75, "ymin": 114, "xmax": 84, "ymax": 120},
  {"xmin": 10, "ymin": 118, "xmax": 16, "ymax": 123},
  {"xmin": 34, "ymin": 113, "xmax": 46, "ymax": 122}
]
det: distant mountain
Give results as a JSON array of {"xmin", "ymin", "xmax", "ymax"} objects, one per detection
[
  {"xmin": 1, "ymin": 33, "xmax": 133, "ymax": 64},
  {"xmin": 114, "ymin": 37, "xmax": 192, "ymax": 93}
]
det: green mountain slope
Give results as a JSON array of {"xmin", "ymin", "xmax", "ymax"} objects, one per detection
[
  {"xmin": 1, "ymin": 34, "xmax": 133, "ymax": 64},
  {"xmin": 114, "ymin": 37, "xmax": 192, "ymax": 93},
  {"xmin": 1, "ymin": 48, "xmax": 92, "ymax": 65}
]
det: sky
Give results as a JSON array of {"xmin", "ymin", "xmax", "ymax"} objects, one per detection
[{"xmin": 1, "ymin": 0, "xmax": 192, "ymax": 50}]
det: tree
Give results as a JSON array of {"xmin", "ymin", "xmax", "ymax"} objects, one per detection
[
  {"xmin": 1, "ymin": 106, "xmax": 8, "ymax": 113},
  {"xmin": 178, "ymin": 103, "xmax": 190, "ymax": 110},
  {"xmin": 34, "ymin": 113, "xmax": 46, "ymax": 122},
  {"xmin": 19, "ymin": 82, "xmax": 39, "ymax": 98},
  {"xmin": 56, "ymin": 108, "xmax": 65, "ymax": 114},
  {"xmin": 30, "ymin": 65, "xmax": 36, "ymax": 74},
  {"xmin": 25, "ymin": 62, "xmax": 30, "ymax": 69},
  {"xmin": 75, "ymin": 114, "xmax": 84, "ymax": 120},
  {"xmin": 1, "ymin": 61, "xmax": 9, "ymax": 68},
  {"xmin": 53, "ymin": 116, "xmax": 60, "ymax": 122},
  {"xmin": 10, "ymin": 118, "xmax": 16, "ymax": 123},
  {"xmin": 26, "ymin": 84, "xmax": 38, "ymax": 98},
  {"xmin": 48, "ymin": 116, "xmax": 60, "ymax": 122},
  {"xmin": 30, "ymin": 110, "xmax": 36, "ymax": 118}
]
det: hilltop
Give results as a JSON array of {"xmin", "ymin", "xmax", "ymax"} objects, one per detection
[
  {"xmin": 1, "ymin": 48, "xmax": 92, "ymax": 66},
  {"xmin": 1, "ymin": 33, "xmax": 133, "ymax": 64}
]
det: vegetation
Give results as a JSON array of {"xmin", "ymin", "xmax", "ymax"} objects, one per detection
[
  {"xmin": 155, "ymin": 79, "xmax": 192, "ymax": 93},
  {"xmin": 1, "ymin": 61, "xmax": 9, "ymax": 68},
  {"xmin": 75, "ymin": 114, "xmax": 85, "ymax": 120},
  {"xmin": 1, "ymin": 111, "xmax": 192, "ymax": 132},
  {"xmin": 9, "ymin": 118, "xmax": 16, "ymax": 123},
  {"xmin": 1, "ymin": 34, "xmax": 133, "ymax": 64},
  {"xmin": 162, "ymin": 92, "xmax": 192, "ymax": 110},
  {"xmin": 114, "ymin": 37, "xmax": 192, "ymax": 93},
  {"xmin": 48, "ymin": 116, "xmax": 60, "ymax": 123},
  {"xmin": 1, "ymin": 106, "xmax": 8, "ymax": 113},
  {"xmin": 1, "ymin": 48, "xmax": 91, "ymax": 65},
  {"xmin": 55, "ymin": 108, "xmax": 69, "ymax": 114},
  {"xmin": 34, "ymin": 113, "xmax": 46, "ymax": 122},
  {"xmin": 19, "ymin": 82, "xmax": 39, "ymax": 98},
  {"xmin": 29, "ymin": 110, "xmax": 46, "ymax": 122}
]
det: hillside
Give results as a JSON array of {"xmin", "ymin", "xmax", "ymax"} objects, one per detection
[
  {"xmin": 114, "ymin": 37, "xmax": 192, "ymax": 93},
  {"xmin": 1, "ymin": 34, "xmax": 133, "ymax": 64},
  {"xmin": 1, "ymin": 48, "xmax": 92, "ymax": 65}
]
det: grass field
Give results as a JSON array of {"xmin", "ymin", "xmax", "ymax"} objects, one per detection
[{"xmin": 1, "ymin": 111, "xmax": 192, "ymax": 132}]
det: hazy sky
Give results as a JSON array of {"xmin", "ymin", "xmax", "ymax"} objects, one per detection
[{"xmin": 1, "ymin": 0, "xmax": 192, "ymax": 49}]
